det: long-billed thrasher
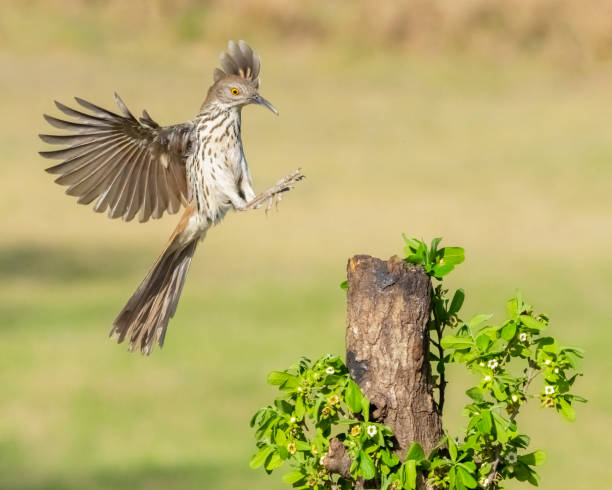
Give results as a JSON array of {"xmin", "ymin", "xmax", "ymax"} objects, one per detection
[{"xmin": 39, "ymin": 40, "xmax": 304, "ymax": 355}]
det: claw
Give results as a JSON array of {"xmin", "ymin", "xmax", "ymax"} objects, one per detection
[{"xmin": 246, "ymin": 168, "xmax": 305, "ymax": 212}]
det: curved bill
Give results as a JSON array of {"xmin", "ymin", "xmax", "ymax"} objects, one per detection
[{"xmin": 254, "ymin": 94, "xmax": 279, "ymax": 115}]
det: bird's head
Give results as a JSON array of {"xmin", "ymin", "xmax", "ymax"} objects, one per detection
[
  {"xmin": 202, "ymin": 40, "xmax": 278, "ymax": 115},
  {"xmin": 207, "ymin": 75, "xmax": 278, "ymax": 115}
]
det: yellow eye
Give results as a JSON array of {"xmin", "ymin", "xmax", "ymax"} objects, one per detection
[{"xmin": 231, "ymin": 87, "xmax": 239, "ymax": 96}]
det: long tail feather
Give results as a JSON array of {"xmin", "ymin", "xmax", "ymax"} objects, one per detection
[{"xmin": 110, "ymin": 237, "xmax": 198, "ymax": 355}]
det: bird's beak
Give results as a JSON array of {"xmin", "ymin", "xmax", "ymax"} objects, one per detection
[{"xmin": 253, "ymin": 94, "xmax": 279, "ymax": 115}]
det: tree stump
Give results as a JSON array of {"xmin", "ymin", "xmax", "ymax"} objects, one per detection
[{"xmin": 346, "ymin": 255, "xmax": 443, "ymax": 488}]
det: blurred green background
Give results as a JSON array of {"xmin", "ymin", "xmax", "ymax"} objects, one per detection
[{"xmin": 1, "ymin": 1, "xmax": 611, "ymax": 488}]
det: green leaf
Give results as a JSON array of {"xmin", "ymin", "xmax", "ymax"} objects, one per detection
[
  {"xmin": 274, "ymin": 399, "xmax": 293, "ymax": 415},
  {"xmin": 362, "ymin": 394, "xmax": 370, "ymax": 422},
  {"xmin": 405, "ymin": 442, "xmax": 425, "ymax": 462},
  {"xmin": 465, "ymin": 387, "xmax": 484, "ymax": 401},
  {"xmin": 558, "ymin": 398, "xmax": 576, "ymax": 421},
  {"xmin": 526, "ymin": 467, "xmax": 540, "ymax": 486},
  {"xmin": 249, "ymin": 408, "xmax": 264, "ymax": 428},
  {"xmin": 277, "ymin": 444, "xmax": 289, "ymax": 460},
  {"xmin": 469, "ymin": 314, "xmax": 493, "ymax": 329},
  {"xmin": 381, "ymin": 449, "xmax": 400, "ymax": 467},
  {"xmin": 430, "ymin": 237, "xmax": 442, "ymax": 255},
  {"xmin": 492, "ymin": 412, "xmax": 509, "ymax": 443},
  {"xmin": 250, "ymin": 446, "xmax": 275, "ymax": 469},
  {"xmin": 432, "ymin": 263, "xmax": 454, "ymax": 278},
  {"xmin": 447, "ymin": 434, "xmax": 458, "ymax": 461},
  {"xmin": 501, "ymin": 322, "xmax": 517, "ymax": 341},
  {"xmin": 569, "ymin": 394, "xmax": 588, "ymax": 403},
  {"xmin": 267, "ymin": 371, "xmax": 299, "ymax": 390},
  {"xmin": 519, "ymin": 450, "xmax": 546, "ymax": 467},
  {"xmin": 506, "ymin": 297, "xmax": 519, "ymax": 320},
  {"xmin": 476, "ymin": 410, "xmax": 493, "ymax": 435},
  {"xmin": 457, "ymin": 466, "xmax": 478, "ymax": 488},
  {"xmin": 514, "ymin": 434, "xmax": 531, "ymax": 448},
  {"xmin": 448, "ymin": 466, "xmax": 456, "ymax": 489},
  {"xmin": 359, "ymin": 452, "xmax": 376, "ymax": 479},
  {"xmin": 265, "ymin": 451, "xmax": 283, "ymax": 471},
  {"xmin": 402, "ymin": 235, "xmax": 422, "ymax": 252},
  {"xmin": 283, "ymin": 471, "xmax": 305, "ymax": 484},
  {"xmin": 455, "ymin": 476, "xmax": 467, "ymax": 490},
  {"xmin": 345, "ymin": 379, "xmax": 364, "ymax": 414},
  {"xmin": 267, "ymin": 371, "xmax": 289, "ymax": 385},
  {"xmin": 441, "ymin": 247, "xmax": 465, "ymax": 266},
  {"xmin": 404, "ymin": 236, "xmax": 428, "ymax": 266},
  {"xmin": 274, "ymin": 429, "xmax": 287, "ymax": 445},
  {"xmin": 449, "ymin": 288, "xmax": 466, "ymax": 315},
  {"xmin": 492, "ymin": 380, "xmax": 508, "ymax": 401},
  {"xmin": 514, "ymin": 462, "xmax": 530, "ymax": 481},
  {"xmin": 340, "ymin": 280, "xmax": 348, "ymax": 290},
  {"xmin": 295, "ymin": 441, "xmax": 311, "ymax": 451},
  {"xmin": 475, "ymin": 334, "xmax": 491, "ymax": 352},
  {"xmin": 441, "ymin": 335, "xmax": 474, "ymax": 350},
  {"xmin": 294, "ymin": 396, "xmax": 305, "ymax": 420},
  {"xmin": 519, "ymin": 315, "xmax": 546, "ymax": 331},
  {"xmin": 382, "ymin": 476, "xmax": 401, "ymax": 490},
  {"xmin": 406, "ymin": 459, "xmax": 417, "ymax": 489}
]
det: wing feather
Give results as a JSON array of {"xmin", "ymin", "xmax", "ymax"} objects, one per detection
[
  {"xmin": 66, "ymin": 142, "xmax": 135, "ymax": 199},
  {"xmin": 107, "ymin": 148, "xmax": 143, "ymax": 218},
  {"xmin": 124, "ymin": 150, "xmax": 149, "ymax": 222},
  {"xmin": 40, "ymin": 95, "xmax": 194, "ymax": 221},
  {"xmin": 54, "ymin": 138, "xmax": 132, "ymax": 185},
  {"xmin": 138, "ymin": 156, "xmax": 154, "ymax": 222},
  {"xmin": 88, "ymin": 145, "xmax": 143, "ymax": 213}
]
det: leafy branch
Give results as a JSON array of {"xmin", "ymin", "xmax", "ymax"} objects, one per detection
[
  {"xmin": 250, "ymin": 237, "xmax": 585, "ymax": 490},
  {"xmin": 403, "ymin": 235, "xmax": 465, "ymax": 414}
]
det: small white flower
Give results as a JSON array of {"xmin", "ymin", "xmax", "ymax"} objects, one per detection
[
  {"xmin": 511, "ymin": 394, "xmax": 519, "ymax": 402},
  {"xmin": 483, "ymin": 375, "xmax": 492, "ymax": 382},
  {"xmin": 487, "ymin": 359, "xmax": 499, "ymax": 369},
  {"xmin": 545, "ymin": 385, "xmax": 555, "ymax": 395},
  {"xmin": 319, "ymin": 455, "xmax": 326, "ymax": 465},
  {"xmin": 554, "ymin": 368, "xmax": 559, "ymax": 374},
  {"xmin": 519, "ymin": 333, "xmax": 527, "ymax": 342},
  {"xmin": 505, "ymin": 452, "xmax": 518, "ymax": 464},
  {"xmin": 544, "ymin": 359, "xmax": 551, "ymax": 365},
  {"xmin": 479, "ymin": 362, "xmax": 485, "ymax": 367},
  {"xmin": 366, "ymin": 425, "xmax": 377, "ymax": 437},
  {"xmin": 289, "ymin": 417, "xmax": 296, "ymax": 423},
  {"xmin": 326, "ymin": 366, "xmax": 335, "ymax": 375},
  {"xmin": 480, "ymin": 477, "xmax": 490, "ymax": 487}
]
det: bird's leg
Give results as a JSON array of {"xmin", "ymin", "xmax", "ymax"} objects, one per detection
[{"xmin": 246, "ymin": 168, "xmax": 305, "ymax": 212}]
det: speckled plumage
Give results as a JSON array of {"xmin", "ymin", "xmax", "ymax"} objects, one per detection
[{"xmin": 39, "ymin": 41, "xmax": 303, "ymax": 354}]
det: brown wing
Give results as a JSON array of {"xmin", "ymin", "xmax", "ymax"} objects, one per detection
[{"xmin": 40, "ymin": 94, "xmax": 195, "ymax": 222}]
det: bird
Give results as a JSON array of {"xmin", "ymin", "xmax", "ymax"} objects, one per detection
[{"xmin": 39, "ymin": 40, "xmax": 304, "ymax": 355}]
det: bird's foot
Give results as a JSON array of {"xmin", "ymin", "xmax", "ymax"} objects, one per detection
[{"xmin": 246, "ymin": 168, "xmax": 305, "ymax": 213}]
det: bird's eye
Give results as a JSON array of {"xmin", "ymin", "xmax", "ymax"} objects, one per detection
[{"xmin": 231, "ymin": 88, "xmax": 240, "ymax": 96}]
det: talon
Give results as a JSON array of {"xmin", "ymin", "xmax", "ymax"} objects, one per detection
[{"xmin": 246, "ymin": 168, "xmax": 305, "ymax": 211}]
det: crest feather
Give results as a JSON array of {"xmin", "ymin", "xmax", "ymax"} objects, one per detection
[{"xmin": 215, "ymin": 40, "xmax": 261, "ymax": 88}]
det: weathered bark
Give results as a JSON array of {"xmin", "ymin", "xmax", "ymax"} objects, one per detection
[
  {"xmin": 345, "ymin": 255, "xmax": 443, "ymax": 489},
  {"xmin": 324, "ymin": 437, "xmax": 352, "ymax": 479}
]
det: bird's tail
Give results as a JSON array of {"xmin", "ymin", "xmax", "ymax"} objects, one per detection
[{"xmin": 110, "ymin": 206, "xmax": 202, "ymax": 355}]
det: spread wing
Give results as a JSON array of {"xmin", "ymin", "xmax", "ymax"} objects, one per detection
[{"xmin": 40, "ymin": 94, "xmax": 195, "ymax": 222}]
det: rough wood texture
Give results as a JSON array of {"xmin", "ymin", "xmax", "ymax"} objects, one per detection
[{"xmin": 346, "ymin": 255, "xmax": 443, "ymax": 487}]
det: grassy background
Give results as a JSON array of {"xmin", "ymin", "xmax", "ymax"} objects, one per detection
[{"xmin": 1, "ymin": 1, "xmax": 611, "ymax": 489}]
